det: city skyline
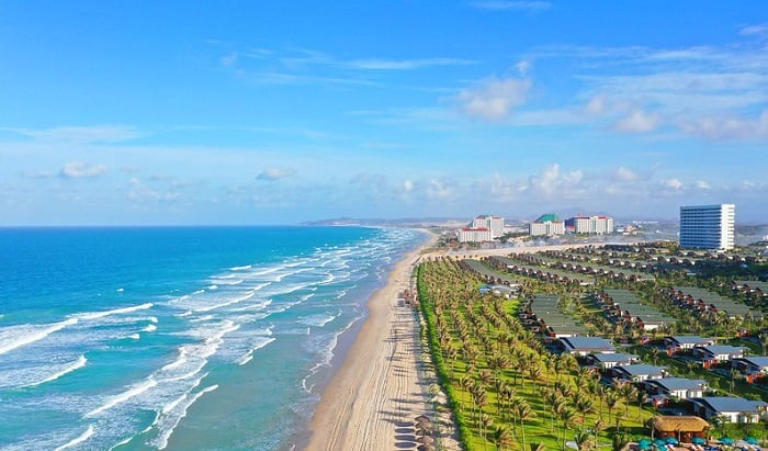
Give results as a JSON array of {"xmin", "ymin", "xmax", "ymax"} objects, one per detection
[{"xmin": 2, "ymin": 2, "xmax": 767, "ymax": 225}]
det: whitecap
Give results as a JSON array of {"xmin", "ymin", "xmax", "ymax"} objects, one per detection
[
  {"xmin": 151, "ymin": 384, "xmax": 219, "ymax": 450},
  {"xmin": 22, "ymin": 355, "xmax": 88, "ymax": 388},
  {"xmin": 142, "ymin": 324, "xmax": 157, "ymax": 333},
  {"xmin": 75, "ymin": 302, "xmax": 153, "ymax": 321},
  {"xmin": 53, "ymin": 425, "xmax": 94, "ymax": 451},
  {"xmin": 86, "ymin": 378, "xmax": 158, "ymax": 417},
  {"xmin": 0, "ymin": 317, "xmax": 79, "ymax": 356},
  {"xmin": 230, "ymin": 264, "xmax": 252, "ymax": 271},
  {"xmin": 237, "ymin": 337, "xmax": 276, "ymax": 366}
]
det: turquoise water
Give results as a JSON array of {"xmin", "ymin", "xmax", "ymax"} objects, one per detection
[{"xmin": 0, "ymin": 226, "xmax": 424, "ymax": 450}]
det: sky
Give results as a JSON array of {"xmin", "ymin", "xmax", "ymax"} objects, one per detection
[{"xmin": 1, "ymin": 1, "xmax": 767, "ymax": 225}]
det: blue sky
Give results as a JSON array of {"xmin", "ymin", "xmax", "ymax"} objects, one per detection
[{"xmin": 1, "ymin": 1, "xmax": 767, "ymax": 225}]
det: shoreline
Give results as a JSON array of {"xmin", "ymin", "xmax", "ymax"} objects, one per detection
[{"xmin": 303, "ymin": 230, "xmax": 434, "ymax": 451}]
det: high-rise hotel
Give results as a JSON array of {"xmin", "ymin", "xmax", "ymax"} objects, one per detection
[{"xmin": 679, "ymin": 204, "xmax": 735, "ymax": 250}]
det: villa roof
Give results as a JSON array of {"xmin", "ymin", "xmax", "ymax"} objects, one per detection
[
  {"xmin": 737, "ymin": 356, "xmax": 768, "ymax": 367},
  {"xmin": 560, "ymin": 336, "xmax": 615, "ymax": 351},
  {"xmin": 697, "ymin": 345, "xmax": 744, "ymax": 355},
  {"xmin": 648, "ymin": 378, "xmax": 706, "ymax": 391},
  {"xmin": 691, "ymin": 396, "xmax": 768, "ymax": 413},
  {"xmin": 614, "ymin": 364, "xmax": 666, "ymax": 376},
  {"xmin": 590, "ymin": 353, "xmax": 637, "ymax": 363},
  {"xmin": 654, "ymin": 416, "xmax": 710, "ymax": 433},
  {"xmin": 668, "ymin": 336, "xmax": 713, "ymax": 345}
]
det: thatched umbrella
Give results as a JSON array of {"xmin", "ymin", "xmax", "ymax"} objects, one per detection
[{"xmin": 416, "ymin": 436, "xmax": 435, "ymax": 445}]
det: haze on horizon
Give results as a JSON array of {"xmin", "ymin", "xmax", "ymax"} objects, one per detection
[{"xmin": 1, "ymin": 1, "xmax": 767, "ymax": 226}]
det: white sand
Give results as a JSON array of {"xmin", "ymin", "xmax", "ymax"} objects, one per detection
[{"xmin": 306, "ymin": 239, "xmax": 432, "ymax": 450}]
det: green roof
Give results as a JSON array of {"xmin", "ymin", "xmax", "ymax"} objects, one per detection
[{"xmin": 536, "ymin": 213, "xmax": 559, "ymax": 222}]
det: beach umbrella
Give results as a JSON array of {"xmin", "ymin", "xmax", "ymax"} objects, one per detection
[
  {"xmin": 720, "ymin": 437, "xmax": 735, "ymax": 445},
  {"xmin": 666, "ymin": 437, "xmax": 679, "ymax": 445},
  {"xmin": 745, "ymin": 437, "xmax": 759, "ymax": 445},
  {"xmin": 416, "ymin": 436, "xmax": 435, "ymax": 445},
  {"xmin": 692, "ymin": 437, "xmax": 706, "ymax": 445}
]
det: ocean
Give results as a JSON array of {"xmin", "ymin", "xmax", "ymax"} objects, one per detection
[{"xmin": 0, "ymin": 226, "xmax": 425, "ymax": 451}]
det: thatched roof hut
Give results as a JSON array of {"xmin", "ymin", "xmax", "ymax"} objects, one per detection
[{"xmin": 653, "ymin": 416, "xmax": 710, "ymax": 441}]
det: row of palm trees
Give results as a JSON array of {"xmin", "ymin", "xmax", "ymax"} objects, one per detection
[{"xmin": 418, "ymin": 258, "xmax": 650, "ymax": 450}]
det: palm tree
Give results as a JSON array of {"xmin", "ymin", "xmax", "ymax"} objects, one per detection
[
  {"xmin": 574, "ymin": 429, "xmax": 595, "ymax": 451},
  {"xmin": 605, "ymin": 392, "xmax": 620, "ymax": 425},
  {"xmin": 494, "ymin": 426, "xmax": 514, "ymax": 451},
  {"xmin": 513, "ymin": 400, "xmax": 536, "ymax": 451},
  {"xmin": 558, "ymin": 405, "xmax": 577, "ymax": 451},
  {"xmin": 480, "ymin": 413, "xmax": 493, "ymax": 451}
]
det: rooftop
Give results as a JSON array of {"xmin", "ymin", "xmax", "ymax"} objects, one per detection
[
  {"xmin": 648, "ymin": 378, "xmax": 707, "ymax": 391},
  {"xmin": 560, "ymin": 336, "xmax": 615, "ymax": 351},
  {"xmin": 590, "ymin": 353, "xmax": 637, "ymax": 363},
  {"xmin": 668, "ymin": 336, "xmax": 713, "ymax": 345},
  {"xmin": 697, "ymin": 345, "xmax": 744, "ymax": 355},
  {"xmin": 690, "ymin": 396, "xmax": 767, "ymax": 413},
  {"xmin": 654, "ymin": 416, "xmax": 710, "ymax": 433},
  {"xmin": 737, "ymin": 356, "xmax": 768, "ymax": 367},
  {"xmin": 614, "ymin": 364, "xmax": 667, "ymax": 376}
]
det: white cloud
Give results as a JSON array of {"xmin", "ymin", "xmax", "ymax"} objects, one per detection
[
  {"xmin": 515, "ymin": 59, "xmax": 532, "ymax": 75},
  {"xmin": 471, "ymin": 1, "xmax": 551, "ymax": 11},
  {"xmin": 458, "ymin": 76, "xmax": 532, "ymax": 120},
  {"xmin": 256, "ymin": 167, "xmax": 295, "ymax": 181},
  {"xmin": 664, "ymin": 178, "xmax": 683, "ymax": 190},
  {"xmin": 59, "ymin": 162, "xmax": 107, "ymax": 179},
  {"xmin": 426, "ymin": 179, "xmax": 453, "ymax": 200},
  {"xmin": 740, "ymin": 23, "xmax": 768, "ymax": 37},
  {"xmin": 345, "ymin": 58, "xmax": 474, "ymax": 70},
  {"xmin": 614, "ymin": 166, "xmax": 640, "ymax": 182},
  {"xmin": 612, "ymin": 110, "xmax": 660, "ymax": 133},
  {"xmin": 403, "ymin": 179, "xmax": 414, "ymax": 192},
  {"xmin": 221, "ymin": 52, "xmax": 238, "ymax": 67},
  {"xmin": 677, "ymin": 110, "xmax": 768, "ymax": 140},
  {"xmin": 696, "ymin": 180, "xmax": 711, "ymax": 190},
  {"xmin": 4, "ymin": 125, "xmax": 141, "ymax": 144}
]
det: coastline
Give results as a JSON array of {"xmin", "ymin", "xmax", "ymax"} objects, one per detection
[{"xmin": 303, "ymin": 229, "xmax": 434, "ymax": 451}]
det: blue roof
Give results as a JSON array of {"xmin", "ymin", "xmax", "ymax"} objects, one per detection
[
  {"xmin": 591, "ymin": 353, "xmax": 637, "ymax": 363},
  {"xmin": 739, "ymin": 356, "xmax": 768, "ymax": 367},
  {"xmin": 649, "ymin": 378, "xmax": 706, "ymax": 391},
  {"xmin": 670, "ymin": 336, "xmax": 712, "ymax": 344},
  {"xmin": 615, "ymin": 364, "xmax": 666, "ymax": 376},
  {"xmin": 561, "ymin": 336, "xmax": 615, "ymax": 351},
  {"xmin": 699, "ymin": 345, "xmax": 744, "ymax": 354},
  {"xmin": 692, "ymin": 397, "xmax": 767, "ymax": 413}
]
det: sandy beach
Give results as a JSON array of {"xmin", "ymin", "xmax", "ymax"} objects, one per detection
[{"xmin": 306, "ymin": 235, "xmax": 434, "ymax": 451}]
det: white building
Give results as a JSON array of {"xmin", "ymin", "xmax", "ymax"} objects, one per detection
[
  {"xmin": 472, "ymin": 215, "xmax": 504, "ymax": 238},
  {"xmin": 457, "ymin": 227, "xmax": 493, "ymax": 243},
  {"xmin": 680, "ymin": 204, "xmax": 735, "ymax": 250},
  {"xmin": 568, "ymin": 216, "xmax": 614, "ymax": 234},
  {"xmin": 530, "ymin": 221, "xmax": 565, "ymax": 236}
]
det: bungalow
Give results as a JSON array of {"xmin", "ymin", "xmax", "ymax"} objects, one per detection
[
  {"xmin": 689, "ymin": 396, "xmax": 768, "ymax": 423},
  {"xmin": 560, "ymin": 337, "xmax": 616, "ymax": 356},
  {"xmin": 612, "ymin": 364, "xmax": 667, "ymax": 382},
  {"xmin": 644, "ymin": 378, "xmax": 708, "ymax": 400},
  {"xmin": 692, "ymin": 345, "xmax": 746, "ymax": 366},
  {"xmin": 588, "ymin": 353, "xmax": 640, "ymax": 370},
  {"xmin": 664, "ymin": 336, "xmax": 716, "ymax": 355},
  {"xmin": 653, "ymin": 416, "xmax": 710, "ymax": 442},
  {"xmin": 733, "ymin": 356, "xmax": 768, "ymax": 375}
]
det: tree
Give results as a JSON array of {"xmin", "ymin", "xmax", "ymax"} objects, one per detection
[
  {"xmin": 558, "ymin": 405, "xmax": 577, "ymax": 451},
  {"xmin": 574, "ymin": 429, "xmax": 595, "ymax": 451},
  {"xmin": 513, "ymin": 400, "xmax": 536, "ymax": 451},
  {"xmin": 494, "ymin": 426, "xmax": 514, "ymax": 451}
]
